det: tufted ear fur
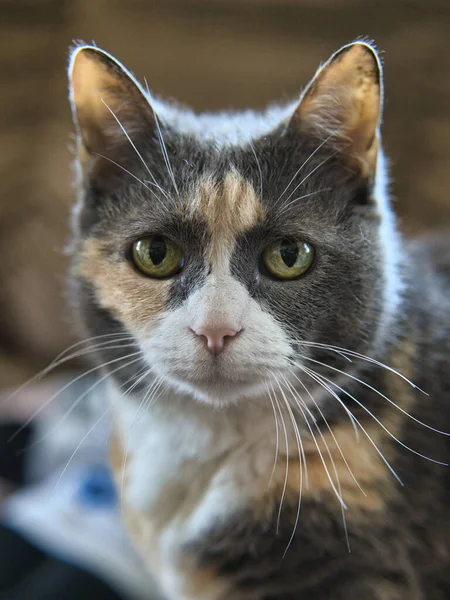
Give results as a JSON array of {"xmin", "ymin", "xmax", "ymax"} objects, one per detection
[
  {"xmin": 68, "ymin": 44, "xmax": 155, "ymax": 176},
  {"xmin": 292, "ymin": 41, "xmax": 382, "ymax": 179}
]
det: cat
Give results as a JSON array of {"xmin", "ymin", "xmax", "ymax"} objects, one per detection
[{"xmin": 67, "ymin": 40, "xmax": 450, "ymax": 599}]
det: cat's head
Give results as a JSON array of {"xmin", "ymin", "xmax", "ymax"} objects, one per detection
[{"xmin": 68, "ymin": 41, "xmax": 402, "ymax": 406}]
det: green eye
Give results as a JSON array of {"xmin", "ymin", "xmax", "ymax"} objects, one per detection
[
  {"xmin": 132, "ymin": 236, "xmax": 184, "ymax": 278},
  {"xmin": 263, "ymin": 239, "xmax": 314, "ymax": 280}
]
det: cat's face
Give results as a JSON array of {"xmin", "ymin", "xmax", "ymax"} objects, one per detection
[{"xmin": 69, "ymin": 42, "xmax": 401, "ymax": 406}]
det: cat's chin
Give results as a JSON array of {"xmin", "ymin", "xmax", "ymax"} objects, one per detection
[{"xmin": 165, "ymin": 374, "xmax": 270, "ymax": 406}]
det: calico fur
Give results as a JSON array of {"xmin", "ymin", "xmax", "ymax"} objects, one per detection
[{"xmin": 68, "ymin": 41, "xmax": 450, "ymax": 599}]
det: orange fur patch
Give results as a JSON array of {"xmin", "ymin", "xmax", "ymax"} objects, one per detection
[
  {"xmin": 296, "ymin": 43, "xmax": 381, "ymax": 176},
  {"xmin": 188, "ymin": 171, "xmax": 266, "ymax": 265},
  {"xmin": 285, "ymin": 423, "xmax": 393, "ymax": 514},
  {"xmin": 76, "ymin": 237, "xmax": 170, "ymax": 333},
  {"xmin": 70, "ymin": 46, "xmax": 152, "ymax": 169},
  {"xmin": 269, "ymin": 339, "xmax": 417, "ymax": 517}
]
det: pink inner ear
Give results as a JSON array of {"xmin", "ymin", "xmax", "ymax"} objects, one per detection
[
  {"xmin": 292, "ymin": 43, "xmax": 381, "ymax": 175},
  {"xmin": 69, "ymin": 47, "xmax": 154, "ymax": 164}
]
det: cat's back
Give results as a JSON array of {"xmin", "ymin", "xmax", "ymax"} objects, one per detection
[
  {"xmin": 406, "ymin": 232, "xmax": 450, "ymax": 308},
  {"xmin": 403, "ymin": 231, "xmax": 450, "ymax": 465},
  {"xmin": 415, "ymin": 232, "xmax": 450, "ymax": 287}
]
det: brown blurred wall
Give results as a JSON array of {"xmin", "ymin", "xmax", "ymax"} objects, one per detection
[{"xmin": 0, "ymin": 0, "xmax": 449, "ymax": 388}]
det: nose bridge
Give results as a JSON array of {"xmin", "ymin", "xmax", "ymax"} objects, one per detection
[{"xmin": 187, "ymin": 272, "xmax": 247, "ymax": 331}]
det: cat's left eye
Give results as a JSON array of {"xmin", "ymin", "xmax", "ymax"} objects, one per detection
[
  {"xmin": 262, "ymin": 240, "xmax": 314, "ymax": 280},
  {"xmin": 132, "ymin": 236, "xmax": 184, "ymax": 278}
]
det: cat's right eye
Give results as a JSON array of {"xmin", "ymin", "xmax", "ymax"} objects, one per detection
[{"xmin": 132, "ymin": 236, "xmax": 184, "ymax": 278}]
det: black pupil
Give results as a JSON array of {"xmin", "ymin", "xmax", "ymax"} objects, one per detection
[
  {"xmin": 280, "ymin": 240, "xmax": 298, "ymax": 268},
  {"xmin": 149, "ymin": 236, "xmax": 167, "ymax": 265}
]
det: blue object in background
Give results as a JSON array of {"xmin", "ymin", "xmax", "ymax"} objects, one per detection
[{"xmin": 77, "ymin": 465, "xmax": 117, "ymax": 508}]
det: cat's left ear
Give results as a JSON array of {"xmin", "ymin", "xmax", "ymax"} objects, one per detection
[
  {"xmin": 68, "ymin": 44, "xmax": 154, "ymax": 173},
  {"xmin": 292, "ymin": 41, "xmax": 382, "ymax": 179}
]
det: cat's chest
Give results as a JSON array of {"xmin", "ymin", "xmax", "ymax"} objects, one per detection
[
  {"xmin": 112, "ymin": 388, "xmax": 276, "ymax": 515},
  {"xmin": 109, "ymin": 386, "xmax": 279, "ymax": 598}
]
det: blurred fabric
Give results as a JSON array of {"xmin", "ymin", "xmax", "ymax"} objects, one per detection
[
  {"xmin": 0, "ymin": 376, "xmax": 158, "ymax": 600},
  {"xmin": 0, "ymin": 0, "xmax": 449, "ymax": 389}
]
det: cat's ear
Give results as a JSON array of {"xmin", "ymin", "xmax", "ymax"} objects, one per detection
[
  {"xmin": 292, "ymin": 41, "xmax": 382, "ymax": 178},
  {"xmin": 68, "ymin": 44, "xmax": 154, "ymax": 172}
]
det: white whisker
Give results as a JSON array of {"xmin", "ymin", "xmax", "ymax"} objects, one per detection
[
  {"xmin": 51, "ymin": 405, "xmax": 112, "ymax": 497},
  {"xmin": 271, "ymin": 374, "xmax": 305, "ymax": 557},
  {"xmin": 283, "ymin": 150, "xmax": 339, "ymax": 206},
  {"xmin": 300, "ymin": 341, "xmax": 427, "ymax": 393},
  {"xmin": 264, "ymin": 382, "xmax": 280, "ymax": 490},
  {"xmin": 52, "ymin": 333, "xmax": 134, "ymax": 364},
  {"xmin": 96, "ymin": 154, "xmax": 174, "ymax": 203},
  {"xmin": 2, "ymin": 335, "xmax": 136, "ymax": 407},
  {"xmin": 94, "ymin": 153, "xmax": 158, "ymax": 194},
  {"xmin": 268, "ymin": 380, "xmax": 290, "ymax": 535},
  {"xmin": 249, "ymin": 141, "xmax": 263, "ymax": 200},
  {"xmin": 143, "ymin": 76, "xmax": 179, "ymax": 198},
  {"xmin": 302, "ymin": 365, "xmax": 448, "ymax": 467},
  {"xmin": 8, "ymin": 352, "xmax": 143, "ymax": 442},
  {"xmin": 280, "ymin": 372, "xmax": 351, "ymax": 552},
  {"xmin": 101, "ymin": 99, "xmax": 170, "ymax": 202},
  {"xmin": 286, "ymin": 367, "xmax": 365, "ymax": 496},
  {"xmin": 295, "ymin": 362, "xmax": 360, "ymax": 441},
  {"xmin": 153, "ymin": 111, "xmax": 179, "ymax": 197},
  {"xmin": 297, "ymin": 364, "xmax": 404, "ymax": 485},
  {"xmin": 274, "ymin": 371, "xmax": 346, "ymax": 511},
  {"xmin": 274, "ymin": 134, "xmax": 335, "ymax": 208},
  {"xmin": 19, "ymin": 358, "xmax": 149, "ymax": 453},
  {"xmin": 278, "ymin": 188, "xmax": 332, "ymax": 216},
  {"xmin": 297, "ymin": 353, "xmax": 449, "ymax": 437}
]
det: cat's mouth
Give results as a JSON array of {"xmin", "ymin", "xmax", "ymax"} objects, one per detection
[
  {"xmin": 142, "ymin": 349, "xmax": 275, "ymax": 403},
  {"xmin": 166, "ymin": 371, "xmax": 272, "ymax": 404},
  {"xmin": 149, "ymin": 354, "xmax": 289, "ymax": 404}
]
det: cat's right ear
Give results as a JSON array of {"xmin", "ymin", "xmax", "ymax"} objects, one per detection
[{"xmin": 68, "ymin": 44, "xmax": 154, "ymax": 174}]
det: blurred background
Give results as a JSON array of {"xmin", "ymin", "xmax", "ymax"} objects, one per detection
[{"xmin": 0, "ymin": 1, "xmax": 449, "ymax": 598}]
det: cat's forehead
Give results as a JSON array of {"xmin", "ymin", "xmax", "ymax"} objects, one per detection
[{"xmin": 183, "ymin": 170, "xmax": 266, "ymax": 256}]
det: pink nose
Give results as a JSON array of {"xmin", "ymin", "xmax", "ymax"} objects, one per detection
[{"xmin": 192, "ymin": 326, "xmax": 241, "ymax": 356}]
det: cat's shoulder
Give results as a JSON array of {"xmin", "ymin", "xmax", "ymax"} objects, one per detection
[{"xmin": 406, "ymin": 231, "xmax": 450, "ymax": 288}]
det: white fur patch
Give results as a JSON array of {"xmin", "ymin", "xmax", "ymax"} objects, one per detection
[
  {"xmin": 111, "ymin": 384, "xmax": 287, "ymax": 600},
  {"xmin": 151, "ymin": 100, "xmax": 296, "ymax": 147},
  {"xmin": 373, "ymin": 149, "xmax": 405, "ymax": 348}
]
